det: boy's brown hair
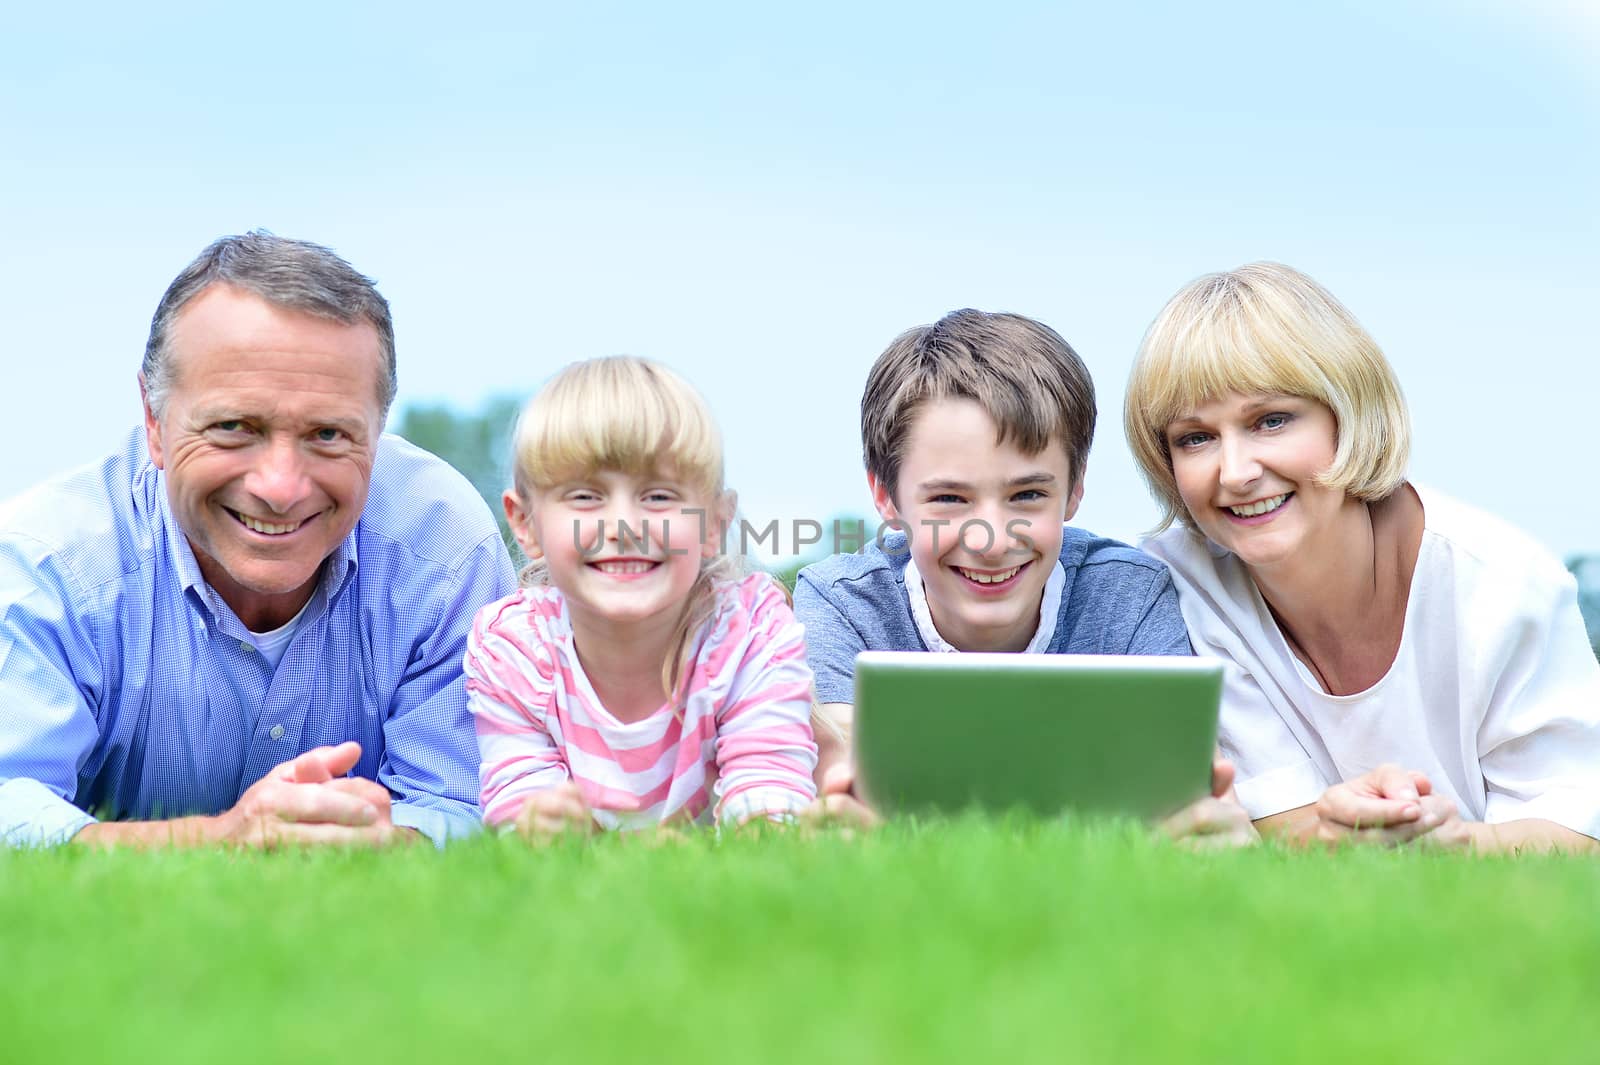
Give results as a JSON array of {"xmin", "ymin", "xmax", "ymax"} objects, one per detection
[{"xmin": 860, "ymin": 308, "xmax": 1096, "ymax": 499}]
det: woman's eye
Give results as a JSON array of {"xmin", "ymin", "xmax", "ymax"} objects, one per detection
[
  {"xmin": 1172, "ymin": 432, "xmax": 1208, "ymax": 449},
  {"xmin": 1258, "ymin": 413, "xmax": 1291, "ymax": 431}
]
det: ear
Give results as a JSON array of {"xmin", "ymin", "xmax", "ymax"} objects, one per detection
[
  {"xmin": 867, "ymin": 472, "xmax": 899, "ymax": 524},
  {"xmin": 140, "ymin": 374, "xmax": 166, "ymax": 470},
  {"xmin": 701, "ymin": 490, "xmax": 736, "ymax": 560},
  {"xmin": 1063, "ymin": 476, "xmax": 1085, "ymax": 523},
  {"xmin": 503, "ymin": 490, "xmax": 543, "ymax": 561}
]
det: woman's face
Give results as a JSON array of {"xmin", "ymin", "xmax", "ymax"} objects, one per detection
[{"xmin": 1164, "ymin": 392, "xmax": 1348, "ymax": 571}]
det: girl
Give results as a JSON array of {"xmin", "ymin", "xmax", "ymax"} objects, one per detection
[
  {"xmin": 465, "ymin": 356, "xmax": 818, "ymax": 836},
  {"xmin": 1123, "ymin": 262, "xmax": 1600, "ymax": 852}
]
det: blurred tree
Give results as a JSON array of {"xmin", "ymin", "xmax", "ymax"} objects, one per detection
[
  {"xmin": 1567, "ymin": 555, "xmax": 1600, "ymax": 662},
  {"xmin": 394, "ymin": 395, "xmax": 523, "ymax": 558}
]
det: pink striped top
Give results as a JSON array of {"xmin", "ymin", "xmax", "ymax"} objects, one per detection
[{"xmin": 465, "ymin": 574, "xmax": 819, "ymax": 831}]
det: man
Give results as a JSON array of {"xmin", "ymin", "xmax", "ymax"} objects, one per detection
[{"xmin": 0, "ymin": 232, "xmax": 515, "ymax": 847}]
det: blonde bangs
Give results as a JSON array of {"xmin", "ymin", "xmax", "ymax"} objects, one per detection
[
  {"xmin": 512, "ymin": 357, "xmax": 724, "ymax": 498},
  {"xmin": 1125, "ymin": 263, "xmax": 1411, "ymax": 533}
]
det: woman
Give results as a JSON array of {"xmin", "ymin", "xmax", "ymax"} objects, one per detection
[{"xmin": 1123, "ymin": 262, "xmax": 1600, "ymax": 852}]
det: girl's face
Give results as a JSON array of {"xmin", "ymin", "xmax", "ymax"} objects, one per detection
[
  {"xmin": 505, "ymin": 467, "xmax": 720, "ymax": 632},
  {"xmin": 1163, "ymin": 392, "xmax": 1348, "ymax": 572}
]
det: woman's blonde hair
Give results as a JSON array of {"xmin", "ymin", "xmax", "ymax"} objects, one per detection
[{"xmin": 1123, "ymin": 262, "xmax": 1411, "ymax": 533}]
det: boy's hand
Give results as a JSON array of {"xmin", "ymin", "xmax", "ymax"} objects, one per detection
[
  {"xmin": 801, "ymin": 764, "xmax": 881, "ymax": 830},
  {"xmin": 1159, "ymin": 757, "xmax": 1258, "ymax": 848},
  {"xmin": 515, "ymin": 782, "xmax": 598, "ymax": 842}
]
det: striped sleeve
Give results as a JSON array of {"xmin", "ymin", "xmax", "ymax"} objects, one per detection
[
  {"xmin": 464, "ymin": 595, "xmax": 571, "ymax": 829},
  {"xmin": 712, "ymin": 577, "xmax": 819, "ymax": 827}
]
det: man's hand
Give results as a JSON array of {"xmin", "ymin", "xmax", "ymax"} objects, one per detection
[
  {"xmin": 211, "ymin": 741, "xmax": 401, "ymax": 849},
  {"xmin": 801, "ymin": 763, "xmax": 881, "ymax": 831},
  {"xmin": 514, "ymin": 782, "xmax": 598, "ymax": 842},
  {"xmin": 1159, "ymin": 758, "xmax": 1258, "ymax": 848}
]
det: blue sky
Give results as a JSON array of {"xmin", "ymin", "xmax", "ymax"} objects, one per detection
[{"xmin": 3, "ymin": 0, "xmax": 1596, "ymax": 558}]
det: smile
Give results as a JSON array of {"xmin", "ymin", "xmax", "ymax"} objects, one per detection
[
  {"xmin": 228, "ymin": 508, "xmax": 308, "ymax": 536},
  {"xmin": 590, "ymin": 559, "xmax": 659, "ymax": 575},
  {"xmin": 1226, "ymin": 493, "xmax": 1290, "ymax": 518},
  {"xmin": 955, "ymin": 564, "xmax": 1022, "ymax": 585}
]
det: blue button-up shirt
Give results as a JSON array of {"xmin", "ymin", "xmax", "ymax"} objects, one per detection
[{"xmin": 0, "ymin": 427, "xmax": 515, "ymax": 847}]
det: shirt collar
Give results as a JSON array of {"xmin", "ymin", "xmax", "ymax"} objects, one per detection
[{"xmin": 903, "ymin": 554, "xmax": 1065, "ymax": 654}]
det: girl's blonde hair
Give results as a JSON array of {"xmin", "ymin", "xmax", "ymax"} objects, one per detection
[
  {"xmin": 1123, "ymin": 262, "xmax": 1411, "ymax": 533},
  {"xmin": 509, "ymin": 356, "xmax": 742, "ymax": 706}
]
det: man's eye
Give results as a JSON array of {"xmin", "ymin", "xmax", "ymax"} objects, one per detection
[
  {"xmin": 314, "ymin": 428, "xmax": 343, "ymax": 443},
  {"xmin": 214, "ymin": 421, "xmax": 246, "ymax": 433}
]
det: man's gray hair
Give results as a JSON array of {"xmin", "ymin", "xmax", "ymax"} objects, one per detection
[{"xmin": 141, "ymin": 231, "xmax": 397, "ymax": 418}]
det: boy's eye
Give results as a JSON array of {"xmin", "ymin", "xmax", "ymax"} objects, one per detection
[
  {"xmin": 1011, "ymin": 489, "xmax": 1046, "ymax": 503},
  {"xmin": 928, "ymin": 493, "xmax": 964, "ymax": 505}
]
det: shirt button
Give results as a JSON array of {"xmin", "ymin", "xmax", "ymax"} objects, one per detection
[
  {"xmin": 239, "ymin": 640, "xmax": 253, "ymax": 653},
  {"xmin": 269, "ymin": 724, "xmax": 285, "ymax": 740}
]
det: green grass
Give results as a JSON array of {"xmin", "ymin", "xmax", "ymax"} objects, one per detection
[{"xmin": 5, "ymin": 822, "xmax": 1598, "ymax": 1064}]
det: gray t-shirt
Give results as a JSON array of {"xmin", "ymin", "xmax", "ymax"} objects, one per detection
[{"xmin": 794, "ymin": 528, "xmax": 1192, "ymax": 703}]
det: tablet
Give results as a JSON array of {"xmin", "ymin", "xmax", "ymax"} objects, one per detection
[{"xmin": 851, "ymin": 651, "xmax": 1223, "ymax": 821}]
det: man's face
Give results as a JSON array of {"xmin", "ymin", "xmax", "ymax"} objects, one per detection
[
  {"xmin": 870, "ymin": 397, "xmax": 1082, "ymax": 652},
  {"xmin": 143, "ymin": 284, "xmax": 385, "ymax": 631}
]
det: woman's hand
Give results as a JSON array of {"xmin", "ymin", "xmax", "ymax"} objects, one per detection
[
  {"xmin": 1312, "ymin": 764, "xmax": 1468, "ymax": 847},
  {"xmin": 514, "ymin": 781, "xmax": 598, "ymax": 842},
  {"xmin": 1159, "ymin": 758, "xmax": 1258, "ymax": 848}
]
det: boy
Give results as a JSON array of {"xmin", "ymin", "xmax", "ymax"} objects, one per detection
[{"xmin": 793, "ymin": 308, "xmax": 1249, "ymax": 841}]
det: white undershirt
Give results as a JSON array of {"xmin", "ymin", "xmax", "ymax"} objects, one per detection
[
  {"xmin": 247, "ymin": 597, "xmax": 315, "ymax": 670},
  {"xmin": 904, "ymin": 556, "xmax": 1066, "ymax": 654}
]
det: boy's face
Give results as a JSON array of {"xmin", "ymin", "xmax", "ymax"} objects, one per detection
[{"xmin": 869, "ymin": 397, "xmax": 1082, "ymax": 653}]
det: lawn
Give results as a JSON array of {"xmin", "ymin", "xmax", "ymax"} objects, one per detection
[{"xmin": 4, "ymin": 822, "xmax": 1597, "ymax": 1064}]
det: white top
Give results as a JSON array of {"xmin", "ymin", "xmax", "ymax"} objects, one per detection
[
  {"xmin": 1143, "ymin": 484, "xmax": 1600, "ymax": 838},
  {"xmin": 246, "ymin": 595, "xmax": 315, "ymax": 670},
  {"xmin": 904, "ymin": 557, "xmax": 1066, "ymax": 654}
]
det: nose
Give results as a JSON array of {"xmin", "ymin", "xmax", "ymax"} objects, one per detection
[
  {"xmin": 604, "ymin": 501, "xmax": 653, "ymax": 555},
  {"xmin": 246, "ymin": 438, "xmax": 312, "ymax": 515},
  {"xmin": 961, "ymin": 499, "xmax": 1012, "ymax": 561},
  {"xmin": 1218, "ymin": 431, "xmax": 1262, "ymax": 493}
]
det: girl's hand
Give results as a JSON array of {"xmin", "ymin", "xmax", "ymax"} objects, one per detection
[
  {"xmin": 515, "ymin": 782, "xmax": 597, "ymax": 842},
  {"xmin": 1159, "ymin": 758, "xmax": 1258, "ymax": 848},
  {"xmin": 1313, "ymin": 764, "xmax": 1442, "ymax": 847}
]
